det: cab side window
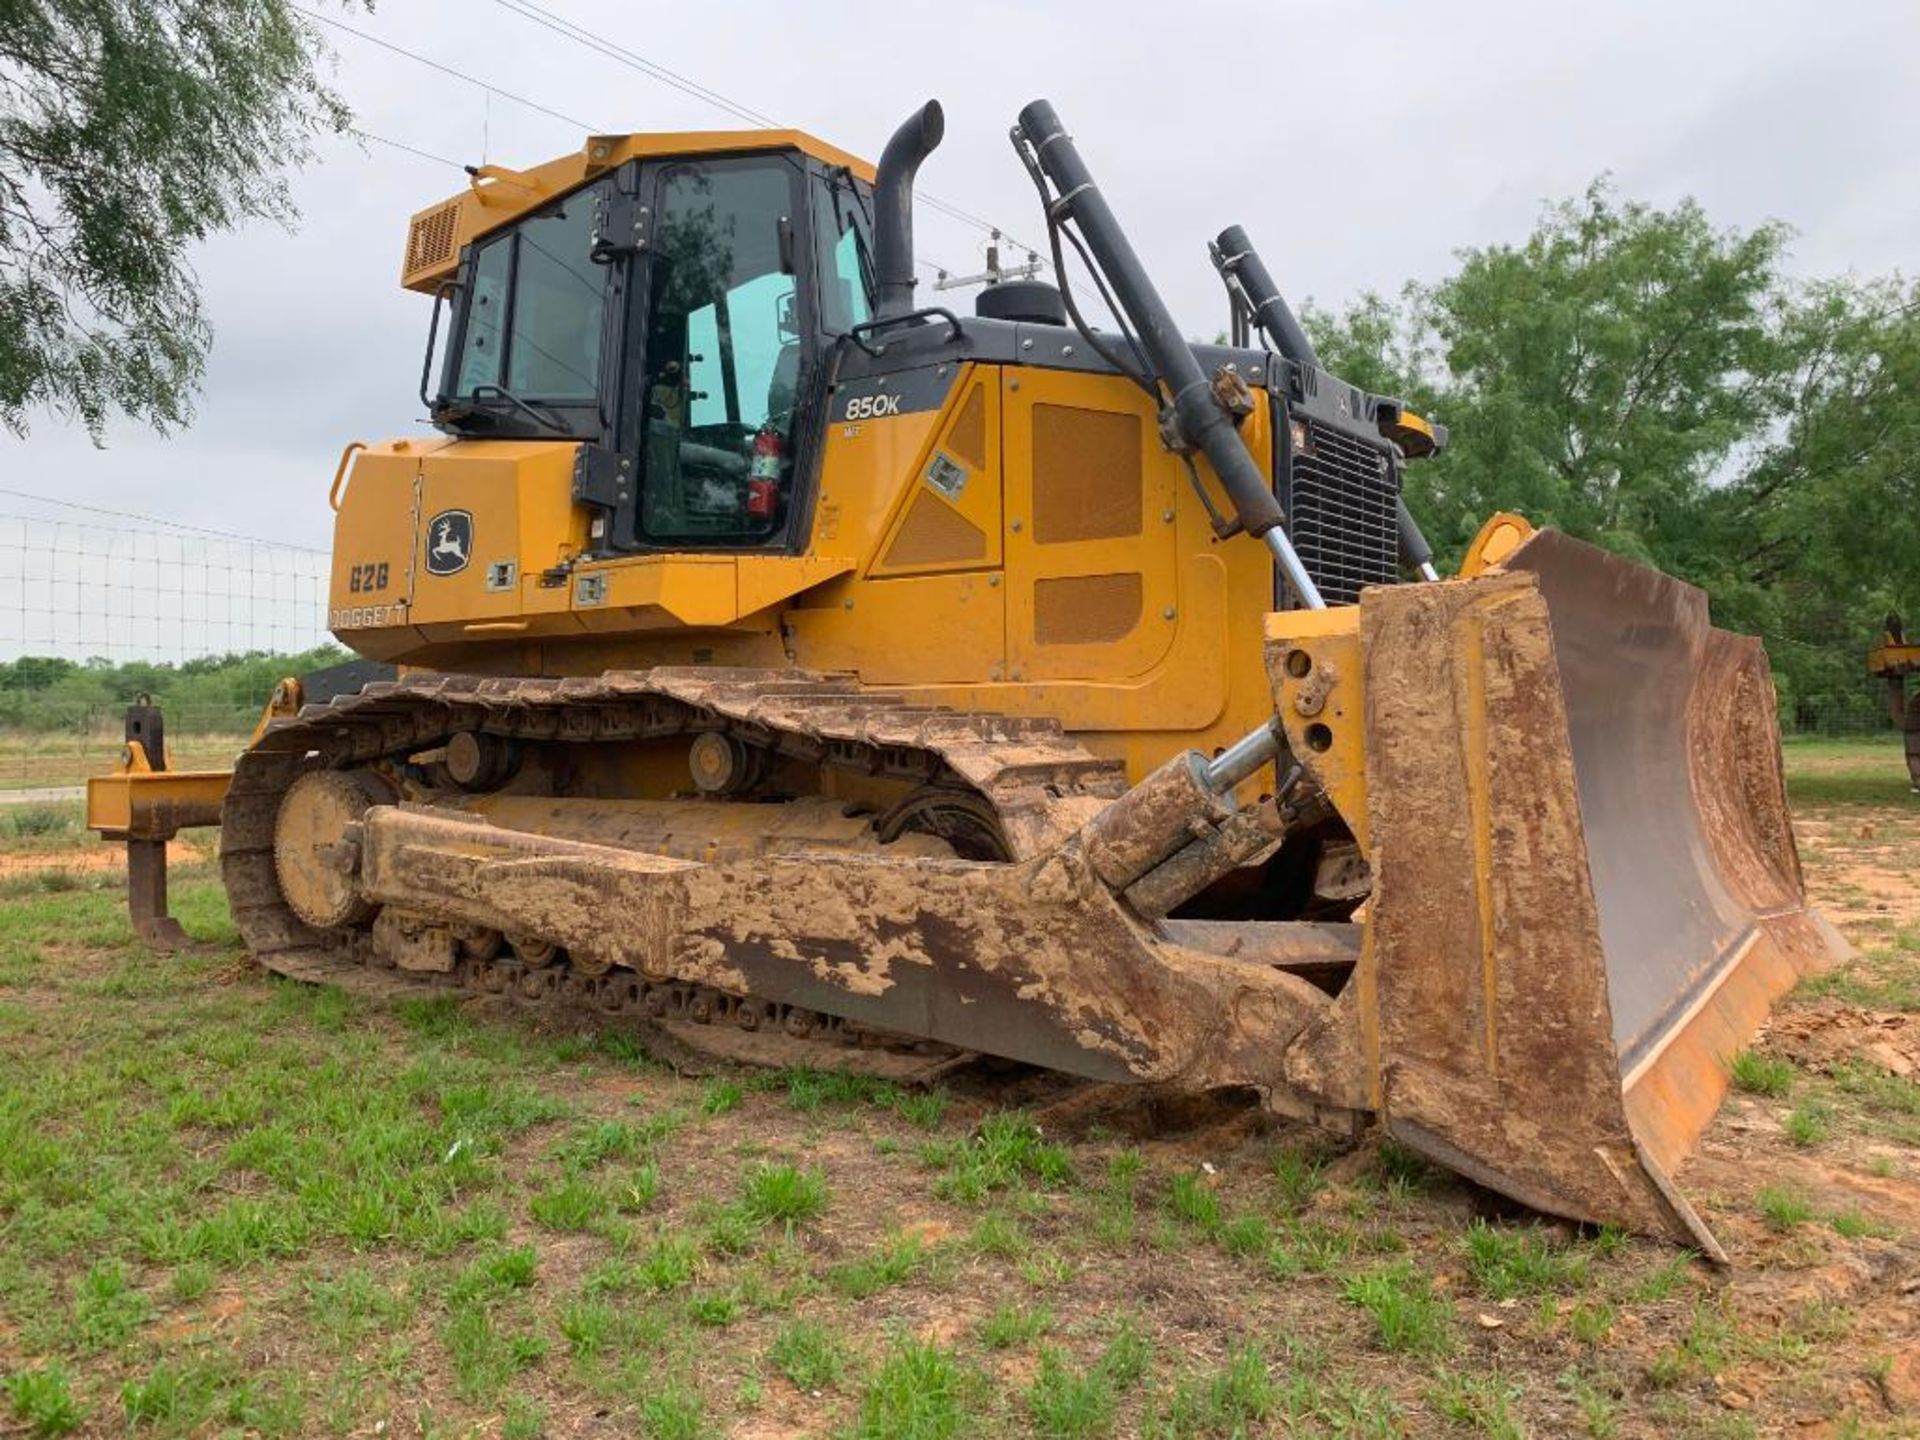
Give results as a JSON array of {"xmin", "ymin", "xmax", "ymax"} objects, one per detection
[
  {"xmin": 641, "ymin": 159, "xmax": 804, "ymax": 544},
  {"xmin": 813, "ymin": 171, "xmax": 874, "ymax": 335}
]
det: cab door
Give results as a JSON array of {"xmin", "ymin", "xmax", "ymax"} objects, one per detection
[
  {"xmin": 1001, "ymin": 370, "xmax": 1181, "ymax": 681},
  {"xmin": 623, "ymin": 152, "xmax": 823, "ymax": 553}
]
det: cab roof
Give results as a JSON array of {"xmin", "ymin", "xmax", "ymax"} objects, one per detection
[{"xmin": 400, "ymin": 128, "xmax": 876, "ymax": 293}]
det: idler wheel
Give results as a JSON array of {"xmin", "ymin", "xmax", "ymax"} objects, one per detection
[{"xmin": 273, "ymin": 769, "xmax": 391, "ymax": 929}]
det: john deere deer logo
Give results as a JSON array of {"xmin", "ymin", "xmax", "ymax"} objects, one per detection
[{"xmin": 425, "ymin": 510, "xmax": 472, "ymax": 576}]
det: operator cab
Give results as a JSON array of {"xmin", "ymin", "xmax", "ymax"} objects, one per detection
[{"xmin": 422, "ymin": 142, "xmax": 877, "ymax": 555}]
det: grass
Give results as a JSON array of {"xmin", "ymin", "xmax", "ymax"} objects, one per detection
[
  {"xmin": 924, "ymin": 1109, "xmax": 1073, "ymax": 1203},
  {"xmin": 1164, "ymin": 1170, "xmax": 1222, "ymax": 1232},
  {"xmin": 0, "ymin": 745, "xmax": 1907, "ymax": 1435},
  {"xmin": 1785, "ymin": 1100, "xmax": 1833, "ymax": 1147},
  {"xmin": 5, "ymin": 1366, "xmax": 83, "ymax": 1437},
  {"xmin": 1429, "ymin": 1369, "xmax": 1524, "ymax": 1439},
  {"xmin": 1756, "ymin": 1185, "xmax": 1815, "ymax": 1231},
  {"xmin": 1460, "ymin": 1220, "xmax": 1593, "ymax": 1298},
  {"xmin": 739, "ymin": 1163, "xmax": 829, "ymax": 1225},
  {"xmin": 827, "ymin": 1233, "xmax": 922, "ymax": 1298},
  {"xmin": 1150, "ymin": 1343, "xmax": 1278, "ymax": 1436},
  {"xmin": 767, "ymin": 1317, "xmax": 847, "ymax": 1391},
  {"xmin": 1780, "ymin": 735, "xmax": 1913, "ymax": 806},
  {"xmin": 854, "ymin": 1340, "xmax": 973, "ymax": 1440},
  {"xmin": 1342, "ymin": 1262, "xmax": 1453, "ymax": 1355},
  {"xmin": 1729, "ymin": 1048, "xmax": 1796, "ymax": 1097},
  {"xmin": 979, "ymin": 1302, "xmax": 1055, "ymax": 1348}
]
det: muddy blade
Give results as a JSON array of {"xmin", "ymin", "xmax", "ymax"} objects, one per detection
[{"xmin": 1359, "ymin": 533, "xmax": 1846, "ymax": 1253}]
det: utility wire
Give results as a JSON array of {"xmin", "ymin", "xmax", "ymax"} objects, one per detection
[
  {"xmin": 292, "ymin": 5, "xmax": 598, "ymax": 131},
  {"xmin": 489, "ymin": 0, "xmax": 1047, "ymax": 269},
  {"xmin": 306, "ymin": 6, "xmax": 1006, "ymax": 278},
  {"xmin": 493, "ymin": 0, "xmax": 781, "ymax": 129},
  {"xmin": 312, "ymin": 11, "xmax": 959, "ymax": 275}
]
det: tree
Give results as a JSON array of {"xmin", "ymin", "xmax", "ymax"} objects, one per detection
[
  {"xmin": 1305, "ymin": 180, "xmax": 1920, "ymax": 729},
  {"xmin": 0, "ymin": 1, "xmax": 360, "ymax": 439}
]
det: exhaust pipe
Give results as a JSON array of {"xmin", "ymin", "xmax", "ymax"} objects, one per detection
[{"xmin": 872, "ymin": 100, "xmax": 945, "ymax": 321}]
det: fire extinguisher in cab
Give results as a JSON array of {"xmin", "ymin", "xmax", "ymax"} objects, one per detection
[{"xmin": 748, "ymin": 424, "xmax": 782, "ymax": 518}]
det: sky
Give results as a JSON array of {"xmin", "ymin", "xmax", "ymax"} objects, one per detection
[{"xmin": 1, "ymin": 0, "xmax": 1917, "ymax": 656}]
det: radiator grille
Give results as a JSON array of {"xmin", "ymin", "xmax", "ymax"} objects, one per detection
[{"xmin": 1288, "ymin": 419, "xmax": 1400, "ymax": 605}]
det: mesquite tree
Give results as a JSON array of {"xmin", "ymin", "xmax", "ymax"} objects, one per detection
[{"xmin": 0, "ymin": 1, "xmax": 361, "ymax": 437}]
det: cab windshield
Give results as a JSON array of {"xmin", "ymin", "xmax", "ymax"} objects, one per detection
[{"xmin": 445, "ymin": 183, "xmax": 610, "ymax": 428}]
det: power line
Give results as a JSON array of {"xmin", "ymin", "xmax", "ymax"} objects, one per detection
[
  {"xmin": 292, "ymin": 5, "xmax": 598, "ymax": 131},
  {"xmin": 488, "ymin": 0, "xmax": 1046, "ymax": 269},
  {"xmin": 0, "ymin": 489, "xmax": 328, "ymax": 555},
  {"xmin": 305, "ymin": 7, "xmax": 1019, "ymax": 278},
  {"xmin": 493, "ymin": 0, "xmax": 780, "ymax": 129}
]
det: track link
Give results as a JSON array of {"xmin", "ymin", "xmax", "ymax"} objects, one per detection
[{"xmin": 219, "ymin": 668, "xmax": 1128, "ymax": 1053}]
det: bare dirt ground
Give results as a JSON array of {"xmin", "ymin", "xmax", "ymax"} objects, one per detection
[{"xmin": 0, "ymin": 738, "xmax": 1914, "ymax": 1438}]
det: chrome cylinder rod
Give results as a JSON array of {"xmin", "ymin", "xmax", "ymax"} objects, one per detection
[
  {"xmin": 1265, "ymin": 527, "xmax": 1326, "ymax": 611},
  {"xmin": 1204, "ymin": 721, "xmax": 1283, "ymax": 793}
]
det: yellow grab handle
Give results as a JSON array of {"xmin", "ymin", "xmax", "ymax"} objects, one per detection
[{"xmin": 329, "ymin": 441, "xmax": 367, "ymax": 512}]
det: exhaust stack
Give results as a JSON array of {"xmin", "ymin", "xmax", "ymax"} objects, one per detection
[{"xmin": 872, "ymin": 100, "xmax": 945, "ymax": 321}]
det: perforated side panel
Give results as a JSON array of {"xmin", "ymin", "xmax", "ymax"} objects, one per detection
[
  {"xmin": 947, "ymin": 386, "xmax": 987, "ymax": 470},
  {"xmin": 404, "ymin": 200, "xmax": 463, "ymax": 282},
  {"xmin": 1033, "ymin": 573, "xmax": 1142, "ymax": 644},
  {"xmin": 882, "ymin": 491, "xmax": 988, "ymax": 568},
  {"xmin": 1032, "ymin": 405, "xmax": 1142, "ymax": 544}
]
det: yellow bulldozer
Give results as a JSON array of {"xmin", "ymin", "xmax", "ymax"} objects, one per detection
[
  {"xmin": 1869, "ymin": 613, "xmax": 1920, "ymax": 789},
  {"xmin": 89, "ymin": 99, "xmax": 1845, "ymax": 1257}
]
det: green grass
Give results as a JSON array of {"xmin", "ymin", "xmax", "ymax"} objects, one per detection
[
  {"xmin": 925, "ymin": 1110, "xmax": 1072, "ymax": 1203},
  {"xmin": 1460, "ymin": 1220, "xmax": 1593, "ymax": 1298},
  {"xmin": 1149, "ymin": 1343, "xmax": 1278, "ymax": 1436},
  {"xmin": 529, "ymin": 1172, "xmax": 603, "ymax": 1231},
  {"xmin": 1024, "ymin": 1323, "xmax": 1153, "ymax": 1438},
  {"xmin": 1784, "ymin": 1100, "xmax": 1833, "ymax": 1147},
  {"xmin": 1729, "ymin": 1049, "xmax": 1795, "ymax": 1097},
  {"xmin": 1342, "ymin": 1262, "xmax": 1453, "ymax": 1355},
  {"xmin": 1270, "ymin": 1145, "xmax": 1328, "ymax": 1212},
  {"xmin": 3, "ymin": 802, "xmax": 78, "ymax": 841},
  {"xmin": 978, "ymin": 1302, "xmax": 1054, "ymax": 1349},
  {"xmin": 739, "ymin": 1163, "xmax": 829, "ymax": 1225},
  {"xmin": 1164, "ymin": 1170, "xmax": 1222, "ymax": 1233},
  {"xmin": 637, "ymin": 1382, "xmax": 706, "ymax": 1440},
  {"xmin": 0, "ymin": 776, "xmax": 1907, "ymax": 1438},
  {"xmin": 700, "ymin": 1077, "xmax": 744, "ymax": 1117},
  {"xmin": 767, "ymin": 1317, "xmax": 847, "ymax": 1391},
  {"xmin": 1756, "ymin": 1185, "xmax": 1815, "ymax": 1231},
  {"xmin": 1429, "ymin": 1369, "xmax": 1524, "ymax": 1439},
  {"xmin": 5, "ymin": 1366, "xmax": 84, "ymax": 1437},
  {"xmin": 853, "ymin": 1339, "xmax": 974, "ymax": 1440},
  {"xmin": 1780, "ymin": 736, "xmax": 1913, "ymax": 806},
  {"xmin": 827, "ymin": 1233, "xmax": 922, "ymax": 1299}
]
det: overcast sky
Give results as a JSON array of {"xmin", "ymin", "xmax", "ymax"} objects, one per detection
[{"xmin": 3, "ymin": 0, "xmax": 1917, "ymax": 560}]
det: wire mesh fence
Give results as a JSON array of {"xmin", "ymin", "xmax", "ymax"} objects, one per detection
[
  {"xmin": 0, "ymin": 506, "xmax": 337, "ymax": 793},
  {"xmin": 0, "ymin": 496, "xmax": 1903, "ymax": 792},
  {"xmin": 1780, "ymin": 701, "xmax": 1903, "ymax": 739},
  {"xmin": 0, "ymin": 513, "xmax": 330, "ymax": 662}
]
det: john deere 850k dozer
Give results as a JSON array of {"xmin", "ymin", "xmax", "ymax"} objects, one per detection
[{"xmin": 91, "ymin": 99, "xmax": 1844, "ymax": 1256}]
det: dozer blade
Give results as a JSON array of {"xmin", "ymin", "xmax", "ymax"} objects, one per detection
[{"xmin": 1349, "ymin": 531, "xmax": 1847, "ymax": 1255}]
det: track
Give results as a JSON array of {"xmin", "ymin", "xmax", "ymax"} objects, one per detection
[{"xmin": 219, "ymin": 668, "xmax": 1129, "ymax": 1059}]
